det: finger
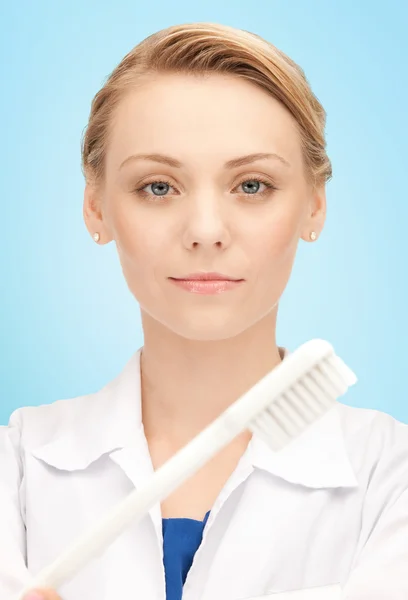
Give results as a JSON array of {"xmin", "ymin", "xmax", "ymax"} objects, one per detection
[{"xmin": 22, "ymin": 588, "xmax": 63, "ymax": 600}]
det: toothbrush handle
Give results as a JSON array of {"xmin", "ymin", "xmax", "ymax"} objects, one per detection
[
  {"xmin": 12, "ymin": 413, "xmax": 240, "ymax": 600},
  {"xmin": 13, "ymin": 350, "xmax": 291, "ymax": 600}
]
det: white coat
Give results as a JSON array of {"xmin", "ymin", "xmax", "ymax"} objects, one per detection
[{"xmin": 1, "ymin": 348, "xmax": 408, "ymax": 600}]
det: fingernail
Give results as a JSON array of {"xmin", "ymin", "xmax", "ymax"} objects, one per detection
[{"xmin": 23, "ymin": 592, "xmax": 44, "ymax": 600}]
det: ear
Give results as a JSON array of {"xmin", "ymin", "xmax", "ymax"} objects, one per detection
[
  {"xmin": 83, "ymin": 183, "xmax": 113, "ymax": 244},
  {"xmin": 300, "ymin": 183, "xmax": 326, "ymax": 242}
]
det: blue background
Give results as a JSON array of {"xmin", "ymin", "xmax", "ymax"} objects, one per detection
[{"xmin": 1, "ymin": 0, "xmax": 407, "ymax": 424}]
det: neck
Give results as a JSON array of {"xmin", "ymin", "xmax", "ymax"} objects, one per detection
[{"xmin": 140, "ymin": 309, "xmax": 283, "ymax": 444}]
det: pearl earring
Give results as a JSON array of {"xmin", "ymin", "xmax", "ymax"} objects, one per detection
[
  {"xmin": 309, "ymin": 231, "xmax": 317, "ymax": 241},
  {"xmin": 93, "ymin": 232, "xmax": 100, "ymax": 242}
]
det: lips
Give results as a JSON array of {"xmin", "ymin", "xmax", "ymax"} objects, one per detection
[
  {"xmin": 168, "ymin": 273, "xmax": 244, "ymax": 295},
  {"xmin": 170, "ymin": 272, "xmax": 243, "ymax": 282}
]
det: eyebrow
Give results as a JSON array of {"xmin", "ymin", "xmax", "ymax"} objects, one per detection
[{"xmin": 119, "ymin": 152, "xmax": 291, "ymax": 171}]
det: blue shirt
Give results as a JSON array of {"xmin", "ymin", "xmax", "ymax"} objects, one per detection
[{"xmin": 162, "ymin": 511, "xmax": 211, "ymax": 600}]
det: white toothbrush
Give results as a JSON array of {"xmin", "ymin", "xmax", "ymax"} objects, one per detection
[{"xmin": 12, "ymin": 339, "xmax": 357, "ymax": 600}]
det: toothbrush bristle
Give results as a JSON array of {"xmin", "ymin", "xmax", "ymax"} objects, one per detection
[{"xmin": 249, "ymin": 349, "xmax": 355, "ymax": 451}]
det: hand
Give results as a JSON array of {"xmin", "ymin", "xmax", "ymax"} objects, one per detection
[{"xmin": 22, "ymin": 590, "xmax": 62, "ymax": 600}]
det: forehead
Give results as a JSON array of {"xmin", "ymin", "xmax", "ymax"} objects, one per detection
[{"xmin": 107, "ymin": 73, "xmax": 303, "ymax": 172}]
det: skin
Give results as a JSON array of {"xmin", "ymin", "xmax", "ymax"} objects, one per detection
[
  {"xmin": 84, "ymin": 72, "xmax": 325, "ymax": 435},
  {"xmin": 23, "ymin": 72, "xmax": 326, "ymax": 599},
  {"xmin": 23, "ymin": 590, "xmax": 61, "ymax": 600}
]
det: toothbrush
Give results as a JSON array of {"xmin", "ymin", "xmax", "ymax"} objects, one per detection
[{"xmin": 12, "ymin": 339, "xmax": 357, "ymax": 600}]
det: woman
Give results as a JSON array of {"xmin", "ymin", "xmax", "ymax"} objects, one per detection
[{"xmin": 1, "ymin": 22, "xmax": 407, "ymax": 600}]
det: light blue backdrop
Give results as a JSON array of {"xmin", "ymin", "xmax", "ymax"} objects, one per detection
[{"xmin": 1, "ymin": 0, "xmax": 407, "ymax": 424}]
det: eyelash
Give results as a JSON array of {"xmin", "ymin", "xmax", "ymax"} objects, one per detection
[{"xmin": 133, "ymin": 176, "xmax": 279, "ymax": 201}]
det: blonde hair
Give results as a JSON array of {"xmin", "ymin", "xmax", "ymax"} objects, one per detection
[{"xmin": 81, "ymin": 22, "xmax": 332, "ymax": 188}]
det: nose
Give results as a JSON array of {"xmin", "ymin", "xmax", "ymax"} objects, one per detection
[{"xmin": 181, "ymin": 192, "xmax": 231, "ymax": 252}]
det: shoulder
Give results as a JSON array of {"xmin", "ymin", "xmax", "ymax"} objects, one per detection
[
  {"xmin": 3, "ymin": 350, "xmax": 143, "ymax": 466},
  {"xmin": 6, "ymin": 393, "xmax": 95, "ymax": 450},
  {"xmin": 338, "ymin": 403, "xmax": 408, "ymax": 495},
  {"xmin": 338, "ymin": 402, "xmax": 408, "ymax": 451},
  {"xmin": 3, "ymin": 389, "xmax": 118, "ymax": 472},
  {"xmin": 4, "ymin": 350, "xmax": 141, "ymax": 447},
  {"xmin": 1, "ymin": 397, "xmax": 90, "ymax": 495}
]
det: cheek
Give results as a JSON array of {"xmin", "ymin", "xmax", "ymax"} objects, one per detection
[
  {"xmin": 253, "ymin": 204, "xmax": 302, "ymax": 268},
  {"xmin": 112, "ymin": 212, "xmax": 176, "ymax": 302},
  {"xmin": 110, "ymin": 205, "xmax": 160, "ymax": 267},
  {"xmin": 115, "ymin": 226, "xmax": 147, "ymax": 273}
]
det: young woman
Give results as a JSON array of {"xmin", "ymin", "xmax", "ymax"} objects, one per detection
[{"xmin": 1, "ymin": 22, "xmax": 407, "ymax": 600}]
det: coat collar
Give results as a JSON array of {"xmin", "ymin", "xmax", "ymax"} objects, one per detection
[
  {"xmin": 28, "ymin": 348, "xmax": 358, "ymax": 489},
  {"xmin": 28, "ymin": 350, "xmax": 145, "ymax": 471}
]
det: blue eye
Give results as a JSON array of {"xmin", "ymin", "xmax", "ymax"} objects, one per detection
[
  {"xmin": 241, "ymin": 179, "xmax": 263, "ymax": 194},
  {"xmin": 133, "ymin": 176, "xmax": 278, "ymax": 201},
  {"xmin": 237, "ymin": 177, "xmax": 278, "ymax": 198},
  {"xmin": 141, "ymin": 180, "xmax": 173, "ymax": 196}
]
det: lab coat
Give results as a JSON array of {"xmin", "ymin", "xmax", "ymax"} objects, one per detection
[{"xmin": 1, "ymin": 348, "xmax": 408, "ymax": 600}]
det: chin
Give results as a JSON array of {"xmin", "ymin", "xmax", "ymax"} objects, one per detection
[
  {"xmin": 141, "ymin": 297, "xmax": 278, "ymax": 343},
  {"xmin": 166, "ymin": 309, "xmax": 253, "ymax": 342}
]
